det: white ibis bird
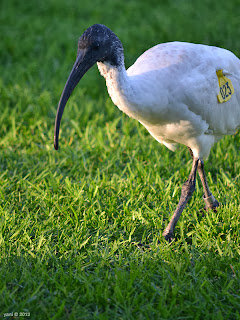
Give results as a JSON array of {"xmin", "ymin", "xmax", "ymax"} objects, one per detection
[{"xmin": 54, "ymin": 24, "xmax": 240, "ymax": 241}]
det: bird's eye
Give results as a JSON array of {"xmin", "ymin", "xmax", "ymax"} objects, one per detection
[{"xmin": 92, "ymin": 43, "xmax": 100, "ymax": 51}]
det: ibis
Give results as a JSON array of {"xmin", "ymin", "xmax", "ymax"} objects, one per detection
[{"xmin": 54, "ymin": 24, "xmax": 240, "ymax": 241}]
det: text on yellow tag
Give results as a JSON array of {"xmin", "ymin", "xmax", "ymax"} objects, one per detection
[{"xmin": 216, "ymin": 69, "xmax": 234, "ymax": 103}]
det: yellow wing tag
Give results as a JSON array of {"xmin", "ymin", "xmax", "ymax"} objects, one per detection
[{"xmin": 216, "ymin": 69, "xmax": 234, "ymax": 103}]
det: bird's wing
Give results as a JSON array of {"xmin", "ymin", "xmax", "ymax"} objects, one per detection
[{"xmin": 127, "ymin": 42, "xmax": 240, "ymax": 136}]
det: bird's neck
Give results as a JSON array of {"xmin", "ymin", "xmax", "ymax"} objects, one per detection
[{"xmin": 97, "ymin": 61, "xmax": 137, "ymax": 118}]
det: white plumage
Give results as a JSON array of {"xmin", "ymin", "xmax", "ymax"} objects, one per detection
[
  {"xmin": 54, "ymin": 24, "xmax": 240, "ymax": 241},
  {"xmin": 98, "ymin": 42, "xmax": 240, "ymax": 159}
]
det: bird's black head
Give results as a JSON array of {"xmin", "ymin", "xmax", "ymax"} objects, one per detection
[
  {"xmin": 54, "ymin": 24, "xmax": 124, "ymax": 150},
  {"xmin": 78, "ymin": 24, "xmax": 124, "ymax": 67}
]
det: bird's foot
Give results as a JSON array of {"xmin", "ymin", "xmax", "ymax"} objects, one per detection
[
  {"xmin": 162, "ymin": 229, "xmax": 174, "ymax": 242},
  {"xmin": 203, "ymin": 193, "xmax": 220, "ymax": 212},
  {"xmin": 131, "ymin": 241, "xmax": 150, "ymax": 250}
]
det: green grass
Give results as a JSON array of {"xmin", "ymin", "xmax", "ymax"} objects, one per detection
[{"xmin": 1, "ymin": 0, "xmax": 240, "ymax": 319}]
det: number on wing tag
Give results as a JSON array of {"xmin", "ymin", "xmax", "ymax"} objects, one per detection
[{"xmin": 217, "ymin": 69, "xmax": 234, "ymax": 103}]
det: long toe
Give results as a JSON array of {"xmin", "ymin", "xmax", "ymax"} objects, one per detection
[
  {"xmin": 203, "ymin": 195, "xmax": 220, "ymax": 212},
  {"xmin": 198, "ymin": 200, "xmax": 220, "ymax": 217},
  {"xmin": 163, "ymin": 229, "xmax": 174, "ymax": 242},
  {"xmin": 205, "ymin": 203, "xmax": 220, "ymax": 213}
]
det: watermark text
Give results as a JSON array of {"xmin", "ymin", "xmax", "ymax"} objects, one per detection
[{"xmin": 3, "ymin": 312, "xmax": 31, "ymax": 317}]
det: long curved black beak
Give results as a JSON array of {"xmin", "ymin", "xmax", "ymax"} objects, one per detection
[{"xmin": 54, "ymin": 50, "xmax": 95, "ymax": 150}]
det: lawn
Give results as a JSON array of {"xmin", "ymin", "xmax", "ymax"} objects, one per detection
[{"xmin": 0, "ymin": 0, "xmax": 240, "ymax": 319}]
